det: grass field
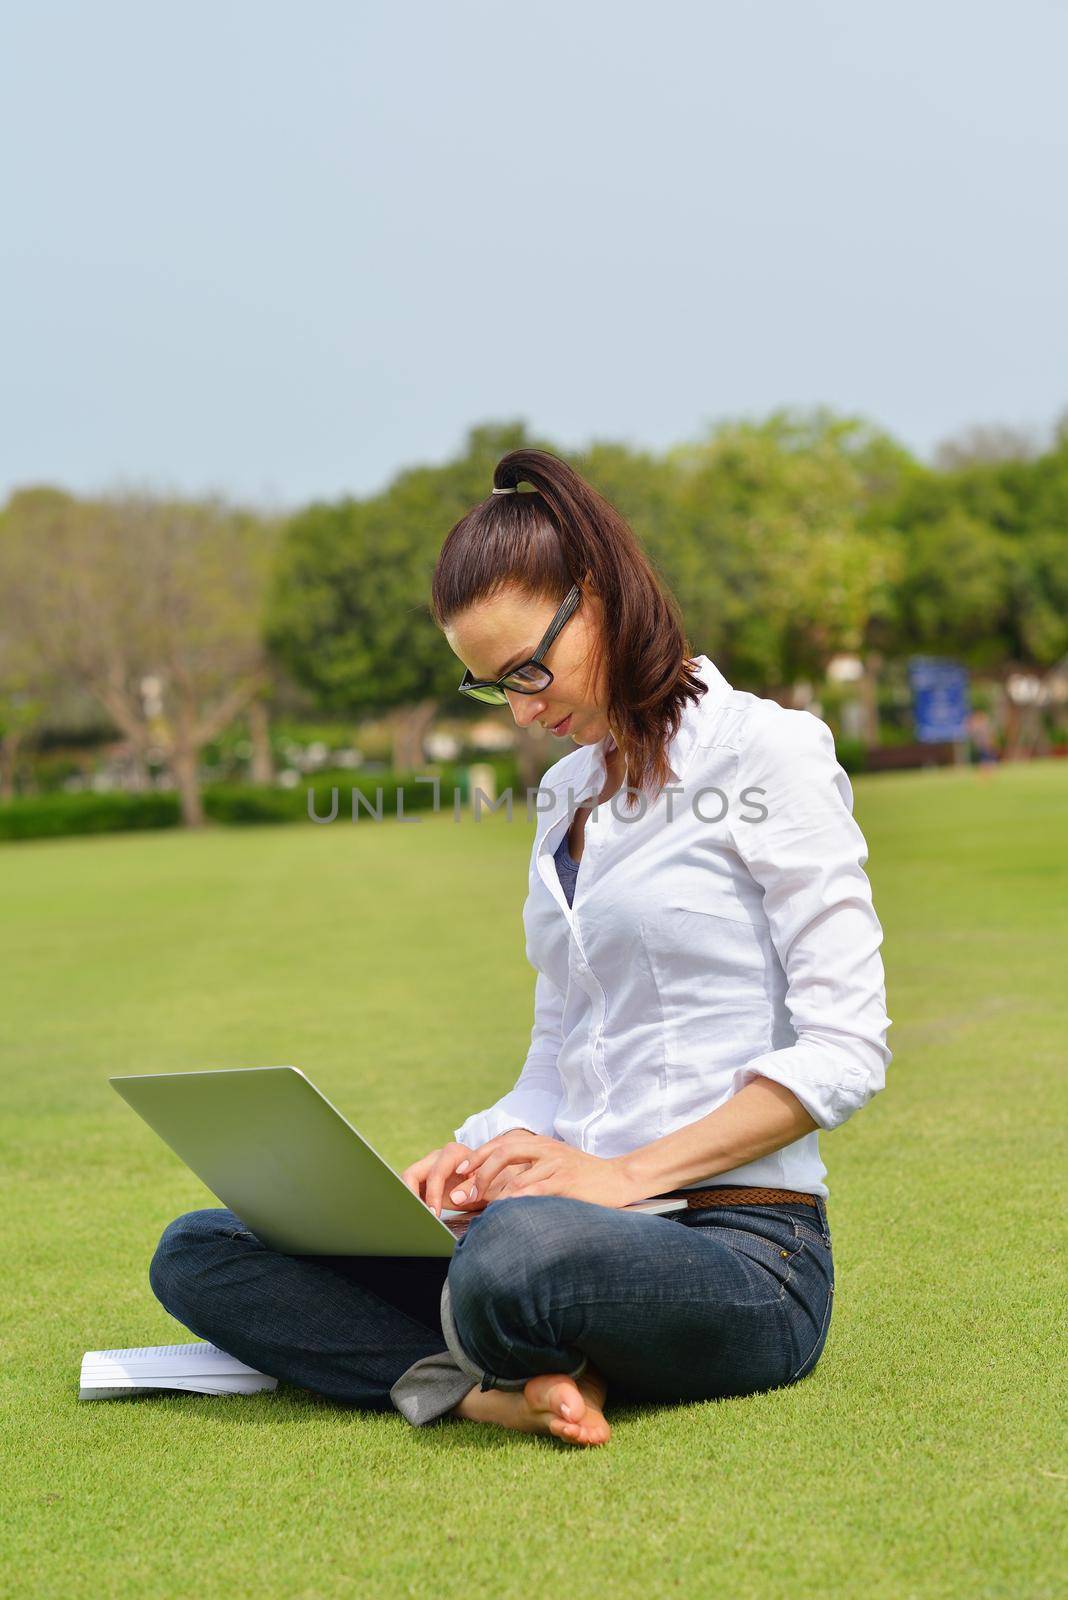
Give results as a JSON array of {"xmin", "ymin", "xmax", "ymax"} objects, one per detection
[{"xmin": 2, "ymin": 761, "xmax": 1065, "ymax": 1599}]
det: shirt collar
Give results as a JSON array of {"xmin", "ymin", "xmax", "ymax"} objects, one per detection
[{"xmin": 550, "ymin": 653, "xmax": 734, "ymax": 800}]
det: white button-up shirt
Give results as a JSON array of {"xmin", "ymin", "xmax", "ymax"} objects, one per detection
[{"xmin": 454, "ymin": 654, "xmax": 892, "ymax": 1197}]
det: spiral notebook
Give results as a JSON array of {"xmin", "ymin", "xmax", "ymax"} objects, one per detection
[{"xmin": 79, "ymin": 1341, "xmax": 278, "ymax": 1400}]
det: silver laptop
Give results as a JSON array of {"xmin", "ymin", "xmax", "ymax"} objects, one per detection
[{"xmin": 111, "ymin": 1066, "xmax": 688, "ymax": 1258}]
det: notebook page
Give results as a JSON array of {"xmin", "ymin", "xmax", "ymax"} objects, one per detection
[
  {"xmin": 81, "ymin": 1343, "xmax": 270, "ymax": 1379},
  {"xmin": 79, "ymin": 1378, "xmax": 276, "ymax": 1399}
]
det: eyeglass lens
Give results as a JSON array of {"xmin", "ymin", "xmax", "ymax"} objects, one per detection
[
  {"xmin": 463, "ymin": 662, "xmax": 552, "ymax": 702},
  {"xmin": 501, "ymin": 663, "xmax": 552, "ymax": 691}
]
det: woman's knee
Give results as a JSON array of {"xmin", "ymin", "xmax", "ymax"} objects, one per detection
[
  {"xmin": 148, "ymin": 1207, "xmax": 243, "ymax": 1314},
  {"xmin": 449, "ymin": 1195, "xmax": 589, "ymax": 1320}
]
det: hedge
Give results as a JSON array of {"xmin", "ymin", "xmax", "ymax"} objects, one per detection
[{"xmin": 0, "ymin": 758, "xmax": 526, "ymax": 843}]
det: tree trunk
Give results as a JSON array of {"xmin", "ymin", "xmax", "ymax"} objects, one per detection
[
  {"xmin": 1018, "ymin": 703, "xmax": 1043, "ymax": 759},
  {"xmin": 171, "ymin": 744, "xmax": 205, "ymax": 827},
  {"xmin": 126, "ymin": 745, "xmax": 152, "ymax": 792},
  {"xmin": 1001, "ymin": 672, "xmax": 1024, "ymax": 761},
  {"xmin": 391, "ymin": 698, "xmax": 438, "ymax": 772},
  {"xmin": 0, "ymin": 727, "xmax": 22, "ymax": 800},
  {"xmin": 859, "ymin": 652, "xmax": 883, "ymax": 746},
  {"xmin": 514, "ymin": 723, "xmax": 548, "ymax": 791},
  {"xmin": 248, "ymin": 696, "xmax": 275, "ymax": 785}
]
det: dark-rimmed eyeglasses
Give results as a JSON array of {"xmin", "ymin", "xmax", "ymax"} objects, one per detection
[{"xmin": 458, "ymin": 585, "xmax": 582, "ymax": 704}]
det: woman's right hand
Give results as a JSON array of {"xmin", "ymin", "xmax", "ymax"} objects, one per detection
[
  {"xmin": 401, "ymin": 1135, "xmax": 535, "ymax": 1218},
  {"xmin": 401, "ymin": 1142, "xmax": 479, "ymax": 1218}
]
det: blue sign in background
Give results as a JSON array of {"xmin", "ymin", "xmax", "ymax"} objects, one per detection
[{"xmin": 908, "ymin": 657, "xmax": 970, "ymax": 742}]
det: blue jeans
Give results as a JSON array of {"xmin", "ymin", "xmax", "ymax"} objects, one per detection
[{"xmin": 148, "ymin": 1193, "xmax": 835, "ymax": 1426}]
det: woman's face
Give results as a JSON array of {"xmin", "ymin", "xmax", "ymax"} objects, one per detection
[{"xmin": 444, "ymin": 583, "xmax": 613, "ymax": 747}]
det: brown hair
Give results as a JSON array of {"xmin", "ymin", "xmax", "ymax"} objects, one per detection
[{"xmin": 429, "ymin": 447, "xmax": 706, "ymax": 810}]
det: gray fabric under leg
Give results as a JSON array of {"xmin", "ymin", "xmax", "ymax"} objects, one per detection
[
  {"xmin": 388, "ymin": 1346, "xmax": 477, "ymax": 1426},
  {"xmin": 389, "ymin": 1274, "xmax": 493, "ymax": 1425}
]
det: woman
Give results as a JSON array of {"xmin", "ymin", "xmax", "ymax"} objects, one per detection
[{"xmin": 149, "ymin": 448, "xmax": 891, "ymax": 1449}]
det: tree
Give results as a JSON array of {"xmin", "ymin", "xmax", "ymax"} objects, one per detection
[
  {"xmin": 3, "ymin": 489, "xmax": 278, "ymax": 825},
  {"xmin": 266, "ymin": 420, "xmax": 557, "ymax": 770},
  {"xmin": 0, "ymin": 490, "xmax": 71, "ymax": 798},
  {"xmin": 885, "ymin": 431, "xmax": 1068, "ymax": 669},
  {"xmin": 933, "ymin": 423, "xmax": 1043, "ymax": 471},
  {"xmin": 893, "ymin": 507, "xmax": 1014, "ymax": 667},
  {"xmin": 662, "ymin": 410, "xmax": 910, "ymax": 694}
]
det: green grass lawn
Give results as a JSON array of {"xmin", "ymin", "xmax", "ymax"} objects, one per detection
[{"xmin": 2, "ymin": 761, "xmax": 1065, "ymax": 1599}]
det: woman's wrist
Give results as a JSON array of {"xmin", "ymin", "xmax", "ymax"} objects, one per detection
[
  {"xmin": 611, "ymin": 1140, "xmax": 729, "ymax": 1201},
  {"xmin": 604, "ymin": 1152, "xmax": 703, "ymax": 1203}
]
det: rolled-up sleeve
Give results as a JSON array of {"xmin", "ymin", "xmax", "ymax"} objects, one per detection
[
  {"xmin": 453, "ymin": 966, "xmax": 566, "ymax": 1148},
  {"xmin": 726, "ymin": 708, "xmax": 892, "ymax": 1130}
]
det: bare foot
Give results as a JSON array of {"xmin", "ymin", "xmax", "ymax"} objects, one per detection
[{"xmin": 452, "ymin": 1364, "xmax": 611, "ymax": 1446}]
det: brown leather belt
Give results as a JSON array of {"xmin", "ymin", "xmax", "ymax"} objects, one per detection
[{"xmin": 663, "ymin": 1185, "xmax": 820, "ymax": 1210}]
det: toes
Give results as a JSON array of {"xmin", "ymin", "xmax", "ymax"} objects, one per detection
[
  {"xmin": 549, "ymin": 1421, "xmax": 586, "ymax": 1445},
  {"xmin": 522, "ymin": 1373, "xmax": 611, "ymax": 1445},
  {"xmin": 547, "ymin": 1413, "xmax": 610, "ymax": 1447},
  {"xmin": 525, "ymin": 1374, "xmax": 586, "ymax": 1421},
  {"xmin": 554, "ymin": 1383, "xmax": 586, "ymax": 1421}
]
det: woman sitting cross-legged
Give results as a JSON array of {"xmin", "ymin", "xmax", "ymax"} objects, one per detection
[{"xmin": 149, "ymin": 447, "xmax": 891, "ymax": 1447}]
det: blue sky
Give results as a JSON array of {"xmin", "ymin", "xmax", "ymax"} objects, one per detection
[{"xmin": 2, "ymin": 0, "xmax": 1065, "ymax": 506}]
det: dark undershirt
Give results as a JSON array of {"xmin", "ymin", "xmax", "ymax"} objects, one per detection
[
  {"xmin": 553, "ymin": 827, "xmax": 581, "ymax": 908},
  {"xmin": 553, "ymin": 735, "xmax": 616, "ymax": 908}
]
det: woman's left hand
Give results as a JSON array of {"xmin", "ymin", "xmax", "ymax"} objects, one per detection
[{"xmin": 447, "ymin": 1130, "xmax": 639, "ymax": 1210}]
